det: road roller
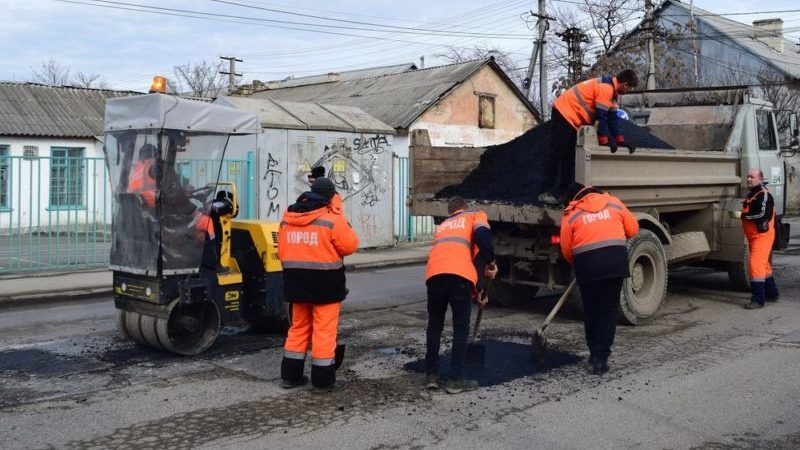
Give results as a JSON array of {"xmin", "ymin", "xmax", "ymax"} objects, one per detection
[{"xmin": 103, "ymin": 91, "xmax": 287, "ymax": 355}]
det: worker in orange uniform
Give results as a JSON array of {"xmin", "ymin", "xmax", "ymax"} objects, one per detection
[
  {"xmin": 560, "ymin": 183, "xmax": 639, "ymax": 375},
  {"xmin": 538, "ymin": 69, "xmax": 639, "ymax": 206},
  {"xmin": 279, "ymin": 176, "xmax": 359, "ymax": 390},
  {"xmin": 425, "ymin": 196, "xmax": 498, "ymax": 394},
  {"xmin": 128, "ymin": 143, "xmax": 158, "ymax": 208},
  {"xmin": 308, "ymin": 166, "xmax": 343, "ymax": 212},
  {"xmin": 732, "ymin": 168, "xmax": 779, "ymax": 309}
]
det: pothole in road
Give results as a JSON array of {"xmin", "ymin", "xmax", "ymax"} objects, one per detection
[
  {"xmin": 0, "ymin": 349, "xmax": 106, "ymax": 377},
  {"xmin": 403, "ymin": 338, "xmax": 583, "ymax": 387}
]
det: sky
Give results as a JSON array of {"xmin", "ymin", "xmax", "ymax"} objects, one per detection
[{"xmin": 2, "ymin": 0, "xmax": 799, "ymax": 91}]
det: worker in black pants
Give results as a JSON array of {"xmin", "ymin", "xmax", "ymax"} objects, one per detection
[
  {"xmin": 424, "ymin": 196, "xmax": 497, "ymax": 394},
  {"xmin": 559, "ymin": 183, "xmax": 639, "ymax": 375}
]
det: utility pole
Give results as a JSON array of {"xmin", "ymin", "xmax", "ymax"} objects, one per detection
[
  {"xmin": 557, "ymin": 27, "xmax": 591, "ymax": 85},
  {"xmin": 689, "ymin": 0, "xmax": 699, "ymax": 86},
  {"xmin": 220, "ymin": 56, "xmax": 243, "ymax": 95},
  {"xmin": 537, "ymin": 0, "xmax": 549, "ymax": 119},
  {"xmin": 644, "ymin": 0, "xmax": 657, "ymax": 90}
]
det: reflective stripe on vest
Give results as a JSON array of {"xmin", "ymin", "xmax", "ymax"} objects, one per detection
[
  {"xmin": 572, "ymin": 238, "xmax": 627, "ymax": 256},
  {"xmin": 281, "ymin": 260, "xmax": 344, "ymax": 270}
]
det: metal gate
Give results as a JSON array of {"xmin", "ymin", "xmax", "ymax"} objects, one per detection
[
  {"xmin": 393, "ymin": 155, "xmax": 434, "ymax": 242},
  {"xmin": 0, "ymin": 154, "xmax": 254, "ymax": 274}
]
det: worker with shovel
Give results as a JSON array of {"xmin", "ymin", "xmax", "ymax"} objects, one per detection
[
  {"xmin": 425, "ymin": 196, "xmax": 497, "ymax": 394},
  {"xmin": 559, "ymin": 183, "xmax": 638, "ymax": 375}
]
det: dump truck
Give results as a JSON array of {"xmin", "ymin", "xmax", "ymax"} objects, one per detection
[{"xmin": 411, "ymin": 87, "xmax": 797, "ymax": 325}]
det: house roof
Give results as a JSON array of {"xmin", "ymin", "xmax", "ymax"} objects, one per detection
[
  {"xmin": 214, "ymin": 96, "xmax": 394, "ymax": 133},
  {"xmin": 268, "ymin": 62, "xmax": 418, "ymax": 88},
  {"xmin": 0, "ymin": 82, "xmax": 141, "ymax": 138},
  {"xmin": 247, "ymin": 58, "xmax": 540, "ymax": 129},
  {"xmin": 621, "ymin": 0, "xmax": 800, "ymax": 80}
]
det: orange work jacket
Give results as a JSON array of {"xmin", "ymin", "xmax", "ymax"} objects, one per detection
[
  {"xmin": 553, "ymin": 77, "xmax": 618, "ymax": 130},
  {"xmin": 560, "ymin": 191, "xmax": 638, "ymax": 263},
  {"xmin": 425, "ymin": 209, "xmax": 490, "ymax": 287},
  {"xmin": 128, "ymin": 159, "xmax": 157, "ymax": 208}
]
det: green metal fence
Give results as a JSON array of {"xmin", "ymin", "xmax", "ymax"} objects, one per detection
[
  {"xmin": 394, "ymin": 155, "xmax": 434, "ymax": 242},
  {"xmin": 0, "ymin": 154, "xmax": 254, "ymax": 274}
]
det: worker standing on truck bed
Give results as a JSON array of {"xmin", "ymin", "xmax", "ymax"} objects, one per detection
[
  {"xmin": 734, "ymin": 169, "xmax": 779, "ymax": 309},
  {"xmin": 559, "ymin": 183, "xmax": 639, "ymax": 375},
  {"xmin": 538, "ymin": 69, "xmax": 639, "ymax": 206},
  {"xmin": 425, "ymin": 196, "xmax": 497, "ymax": 394},
  {"xmin": 279, "ymin": 177, "xmax": 359, "ymax": 391}
]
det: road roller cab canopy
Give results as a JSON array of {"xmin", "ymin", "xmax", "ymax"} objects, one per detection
[{"xmin": 103, "ymin": 94, "xmax": 260, "ymax": 276}]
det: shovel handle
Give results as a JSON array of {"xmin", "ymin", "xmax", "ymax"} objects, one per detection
[{"xmin": 540, "ymin": 279, "xmax": 577, "ymax": 330}]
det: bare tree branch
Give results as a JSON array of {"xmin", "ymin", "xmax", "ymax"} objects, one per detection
[
  {"xmin": 29, "ymin": 58, "xmax": 71, "ymax": 85},
  {"xmin": 73, "ymin": 72, "xmax": 108, "ymax": 89},
  {"xmin": 171, "ymin": 60, "xmax": 226, "ymax": 98},
  {"xmin": 435, "ymin": 45, "xmax": 525, "ymax": 87}
]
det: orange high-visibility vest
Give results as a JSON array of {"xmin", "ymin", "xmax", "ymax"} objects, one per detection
[
  {"xmin": 425, "ymin": 210, "xmax": 490, "ymax": 287},
  {"xmin": 128, "ymin": 159, "xmax": 157, "ymax": 208},
  {"xmin": 560, "ymin": 191, "xmax": 638, "ymax": 263},
  {"xmin": 278, "ymin": 207, "xmax": 359, "ymax": 271},
  {"xmin": 553, "ymin": 77, "xmax": 618, "ymax": 130}
]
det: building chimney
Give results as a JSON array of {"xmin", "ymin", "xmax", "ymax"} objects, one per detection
[
  {"xmin": 753, "ymin": 18, "xmax": 784, "ymax": 54},
  {"xmin": 420, "ymin": 55, "xmax": 425, "ymax": 69},
  {"xmin": 327, "ymin": 72, "xmax": 340, "ymax": 82}
]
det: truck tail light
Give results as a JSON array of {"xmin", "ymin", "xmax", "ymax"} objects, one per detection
[{"xmin": 550, "ymin": 234, "xmax": 560, "ymax": 245}]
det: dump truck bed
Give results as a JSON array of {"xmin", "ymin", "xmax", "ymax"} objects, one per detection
[{"xmin": 410, "ymin": 126, "xmax": 740, "ymax": 226}]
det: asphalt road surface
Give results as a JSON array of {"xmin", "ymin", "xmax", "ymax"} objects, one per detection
[{"xmin": 1, "ymin": 260, "xmax": 799, "ymax": 449}]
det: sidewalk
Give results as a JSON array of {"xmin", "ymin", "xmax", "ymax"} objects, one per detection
[{"xmin": 0, "ymin": 244, "xmax": 431, "ymax": 306}]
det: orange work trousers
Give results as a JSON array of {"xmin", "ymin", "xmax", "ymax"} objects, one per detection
[
  {"xmin": 283, "ymin": 302, "xmax": 341, "ymax": 365},
  {"xmin": 746, "ymin": 232, "xmax": 774, "ymax": 282}
]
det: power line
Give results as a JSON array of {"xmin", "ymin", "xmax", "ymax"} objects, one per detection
[{"xmin": 60, "ymin": 0, "xmax": 532, "ymax": 39}]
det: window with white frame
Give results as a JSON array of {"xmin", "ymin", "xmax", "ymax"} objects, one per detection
[
  {"xmin": 0, "ymin": 145, "xmax": 9, "ymax": 208},
  {"xmin": 50, "ymin": 147, "xmax": 85, "ymax": 208}
]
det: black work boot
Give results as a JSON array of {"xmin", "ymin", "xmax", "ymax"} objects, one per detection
[
  {"xmin": 280, "ymin": 355, "xmax": 306, "ymax": 388},
  {"xmin": 745, "ymin": 281, "xmax": 766, "ymax": 309},
  {"xmin": 311, "ymin": 364, "xmax": 337, "ymax": 391}
]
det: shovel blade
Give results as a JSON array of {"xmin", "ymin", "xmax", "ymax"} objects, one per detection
[
  {"xmin": 466, "ymin": 342, "xmax": 486, "ymax": 369},
  {"xmin": 334, "ymin": 343, "xmax": 346, "ymax": 371},
  {"xmin": 531, "ymin": 330, "xmax": 548, "ymax": 363}
]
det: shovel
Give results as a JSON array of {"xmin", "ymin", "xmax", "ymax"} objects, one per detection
[
  {"xmin": 334, "ymin": 343, "xmax": 346, "ymax": 371},
  {"xmin": 466, "ymin": 285, "xmax": 490, "ymax": 368},
  {"xmin": 531, "ymin": 279, "xmax": 577, "ymax": 363}
]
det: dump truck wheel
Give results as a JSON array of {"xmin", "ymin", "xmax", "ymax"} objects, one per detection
[
  {"xmin": 116, "ymin": 298, "xmax": 221, "ymax": 356},
  {"xmin": 620, "ymin": 230, "xmax": 668, "ymax": 325},
  {"xmin": 490, "ymin": 281, "xmax": 539, "ymax": 307},
  {"xmin": 727, "ymin": 240, "xmax": 750, "ymax": 292}
]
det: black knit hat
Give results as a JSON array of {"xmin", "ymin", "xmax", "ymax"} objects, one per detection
[
  {"xmin": 311, "ymin": 176, "xmax": 336, "ymax": 200},
  {"xmin": 309, "ymin": 166, "xmax": 325, "ymax": 178}
]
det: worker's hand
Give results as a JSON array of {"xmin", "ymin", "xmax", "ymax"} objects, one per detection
[
  {"xmin": 484, "ymin": 261, "xmax": 498, "ymax": 280},
  {"xmin": 600, "ymin": 135, "xmax": 617, "ymax": 153},
  {"xmin": 476, "ymin": 290, "xmax": 489, "ymax": 307},
  {"xmin": 617, "ymin": 135, "xmax": 636, "ymax": 154},
  {"xmin": 728, "ymin": 210, "xmax": 743, "ymax": 219}
]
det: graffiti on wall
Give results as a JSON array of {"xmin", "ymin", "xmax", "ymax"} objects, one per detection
[
  {"xmin": 292, "ymin": 133, "xmax": 390, "ymax": 243},
  {"xmin": 262, "ymin": 152, "xmax": 282, "ymax": 218}
]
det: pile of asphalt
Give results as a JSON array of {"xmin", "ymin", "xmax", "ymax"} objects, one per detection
[{"xmin": 436, "ymin": 120, "xmax": 674, "ymax": 204}]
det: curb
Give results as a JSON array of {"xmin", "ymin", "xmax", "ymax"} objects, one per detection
[{"xmin": 0, "ymin": 257, "xmax": 427, "ymax": 308}]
